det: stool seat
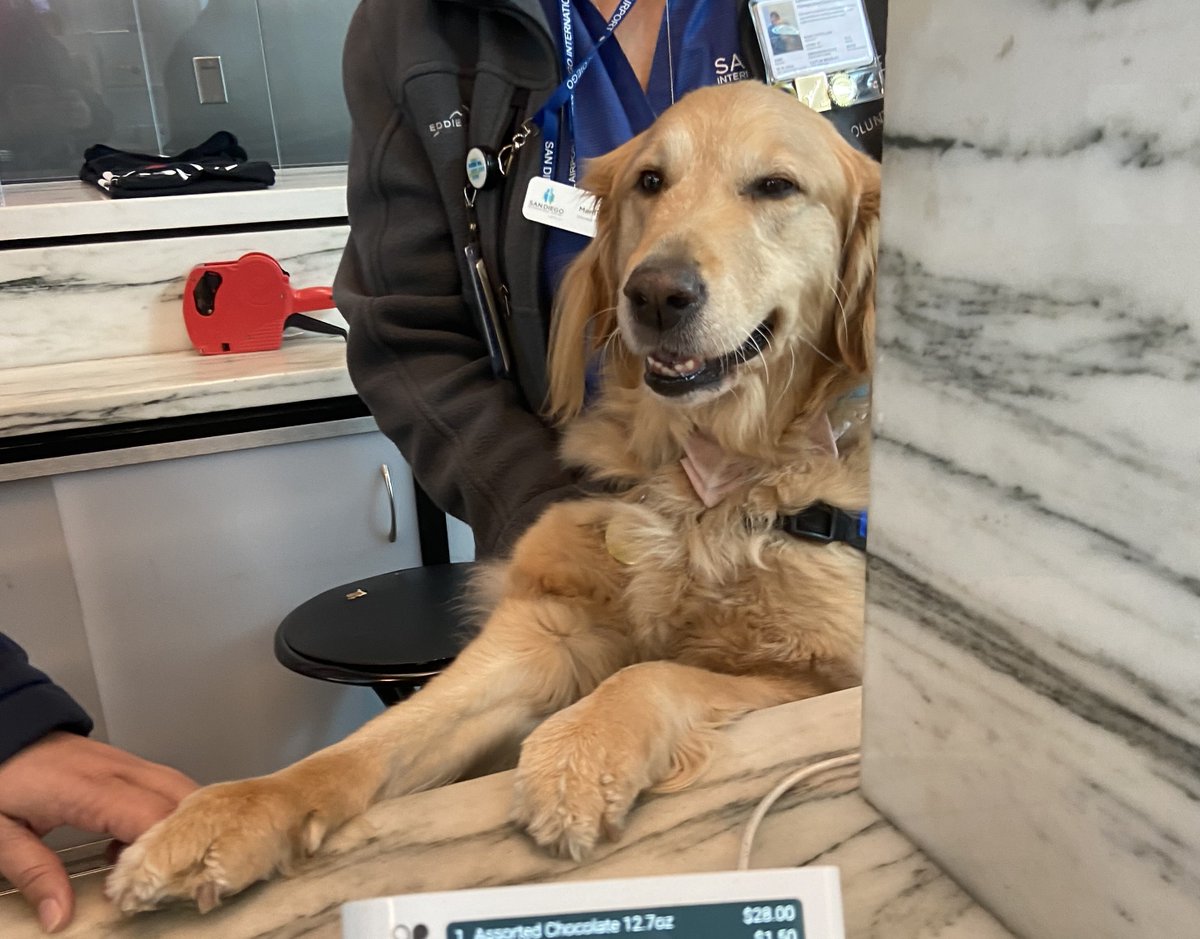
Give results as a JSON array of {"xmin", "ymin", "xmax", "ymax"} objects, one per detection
[{"xmin": 275, "ymin": 563, "xmax": 475, "ymax": 704}]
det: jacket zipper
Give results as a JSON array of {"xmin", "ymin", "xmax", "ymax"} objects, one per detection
[
  {"xmin": 489, "ymin": 2, "xmax": 559, "ymax": 318},
  {"xmin": 494, "ymin": 89, "xmax": 530, "ymax": 320}
]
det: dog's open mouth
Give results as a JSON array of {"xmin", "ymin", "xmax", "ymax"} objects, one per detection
[{"xmin": 644, "ymin": 319, "xmax": 773, "ymax": 397}]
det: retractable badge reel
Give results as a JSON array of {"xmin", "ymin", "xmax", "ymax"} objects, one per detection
[
  {"xmin": 465, "ymin": 121, "xmax": 534, "ymax": 193},
  {"xmin": 748, "ymin": 0, "xmax": 883, "ymax": 114},
  {"xmin": 465, "ymin": 146, "xmax": 502, "ymax": 192}
]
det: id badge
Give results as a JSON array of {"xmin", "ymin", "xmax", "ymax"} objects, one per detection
[
  {"xmin": 463, "ymin": 241, "xmax": 512, "ymax": 379},
  {"xmin": 749, "ymin": 0, "xmax": 877, "ymax": 85},
  {"xmin": 521, "ymin": 178, "xmax": 599, "ymax": 238}
]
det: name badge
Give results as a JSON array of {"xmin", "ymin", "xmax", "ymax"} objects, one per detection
[
  {"xmin": 749, "ymin": 0, "xmax": 876, "ymax": 85},
  {"xmin": 522, "ymin": 178, "xmax": 598, "ymax": 238}
]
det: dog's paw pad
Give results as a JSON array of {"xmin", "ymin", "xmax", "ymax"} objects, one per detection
[
  {"xmin": 512, "ymin": 713, "xmax": 646, "ymax": 860},
  {"xmin": 105, "ymin": 777, "xmax": 304, "ymax": 914},
  {"xmin": 107, "ymin": 836, "xmax": 229, "ymax": 914}
]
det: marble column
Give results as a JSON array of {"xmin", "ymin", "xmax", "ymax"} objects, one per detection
[{"xmin": 859, "ymin": 2, "xmax": 1200, "ymax": 938}]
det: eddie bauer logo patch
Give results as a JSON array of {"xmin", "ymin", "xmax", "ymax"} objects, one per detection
[{"xmin": 429, "ymin": 108, "xmax": 465, "ymax": 137}]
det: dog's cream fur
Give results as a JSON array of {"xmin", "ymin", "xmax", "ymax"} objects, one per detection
[{"xmin": 108, "ymin": 81, "xmax": 879, "ymax": 913}]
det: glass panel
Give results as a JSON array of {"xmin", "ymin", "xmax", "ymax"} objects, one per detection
[
  {"xmin": 0, "ymin": 0, "xmax": 157, "ymax": 182},
  {"xmin": 0, "ymin": 1, "xmax": 357, "ymax": 183},
  {"xmin": 136, "ymin": 0, "xmax": 279, "ymax": 164},
  {"xmin": 256, "ymin": 0, "xmax": 357, "ymax": 167}
]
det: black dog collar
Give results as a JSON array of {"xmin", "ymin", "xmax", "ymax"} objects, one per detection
[{"xmin": 775, "ymin": 503, "xmax": 867, "ymax": 551}]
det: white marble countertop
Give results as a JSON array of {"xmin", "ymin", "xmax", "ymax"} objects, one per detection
[
  {"xmin": 0, "ymin": 338, "xmax": 354, "ymax": 438},
  {"xmin": 0, "ymin": 167, "xmax": 347, "ymax": 242},
  {"xmin": 0, "ymin": 689, "xmax": 1014, "ymax": 939},
  {"xmin": 0, "ymin": 167, "xmax": 355, "ymax": 470}
]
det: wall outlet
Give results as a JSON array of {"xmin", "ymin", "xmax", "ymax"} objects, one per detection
[{"xmin": 193, "ymin": 56, "xmax": 228, "ymax": 105}]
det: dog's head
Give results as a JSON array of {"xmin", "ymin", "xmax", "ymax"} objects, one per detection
[{"xmin": 547, "ymin": 82, "xmax": 880, "ymax": 432}]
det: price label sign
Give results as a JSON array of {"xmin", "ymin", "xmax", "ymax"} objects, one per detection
[
  {"xmin": 452, "ymin": 899, "xmax": 805, "ymax": 938},
  {"xmin": 343, "ymin": 868, "xmax": 844, "ymax": 939}
]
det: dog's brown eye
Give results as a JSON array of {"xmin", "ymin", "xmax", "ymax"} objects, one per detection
[
  {"xmin": 751, "ymin": 176, "xmax": 800, "ymax": 199},
  {"xmin": 638, "ymin": 170, "xmax": 664, "ymax": 194}
]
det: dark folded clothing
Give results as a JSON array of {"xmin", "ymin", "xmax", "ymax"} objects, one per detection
[{"xmin": 80, "ymin": 131, "xmax": 275, "ymax": 198}]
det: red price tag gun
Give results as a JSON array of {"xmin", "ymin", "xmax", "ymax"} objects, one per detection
[{"xmin": 182, "ymin": 251, "xmax": 346, "ymax": 355}]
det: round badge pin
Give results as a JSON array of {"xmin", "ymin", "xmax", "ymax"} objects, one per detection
[
  {"xmin": 828, "ymin": 72, "xmax": 858, "ymax": 108},
  {"xmin": 466, "ymin": 146, "xmax": 501, "ymax": 190}
]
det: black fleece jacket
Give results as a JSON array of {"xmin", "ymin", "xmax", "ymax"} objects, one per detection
[
  {"xmin": 334, "ymin": 0, "xmax": 886, "ymax": 559},
  {"xmin": 0, "ymin": 633, "xmax": 92, "ymax": 766}
]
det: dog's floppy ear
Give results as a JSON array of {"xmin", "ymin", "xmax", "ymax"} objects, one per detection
[
  {"xmin": 545, "ymin": 135, "xmax": 642, "ymax": 423},
  {"xmin": 833, "ymin": 149, "xmax": 881, "ymax": 376}
]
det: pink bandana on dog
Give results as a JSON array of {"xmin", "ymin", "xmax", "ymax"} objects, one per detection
[{"xmin": 680, "ymin": 415, "xmax": 842, "ymax": 508}]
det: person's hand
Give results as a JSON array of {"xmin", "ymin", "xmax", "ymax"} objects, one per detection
[{"xmin": 0, "ymin": 732, "xmax": 196, "ymax": 933}]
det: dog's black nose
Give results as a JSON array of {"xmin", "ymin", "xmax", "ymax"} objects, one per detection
[{"xmin": 623, "ymin": 261, "xmax": 706, "ymax": 333}]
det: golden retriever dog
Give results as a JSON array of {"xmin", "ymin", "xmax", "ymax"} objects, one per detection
[{"xmin": 108, "ymin": 80, "xmax": 879, "ymax": 913}]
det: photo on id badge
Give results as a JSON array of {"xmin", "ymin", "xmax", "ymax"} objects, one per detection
[{"xmin": 760, "ymin": 1, "xmax": 803, "ymax": 56}]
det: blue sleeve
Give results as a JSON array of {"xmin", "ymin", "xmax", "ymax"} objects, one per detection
[{"xmin": 0, "ymin": 632, "xmax": 93, "ymax": 765}]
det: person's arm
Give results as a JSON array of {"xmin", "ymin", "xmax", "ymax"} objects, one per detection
[
  {"xmin": 0, "ymin": 634, "xmax": 195, "ymax": 934},
  {"xmin": 0, "ymin": 633, "xmax": 91, "ymax": 766},
  {"xmin": 334, "ymin": 0, "xmax": 579, "ymax": 559}
]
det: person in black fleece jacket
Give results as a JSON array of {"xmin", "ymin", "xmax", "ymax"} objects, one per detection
[{"xmin": 0, "ymin": 633, "xmax": 194, "ymax": 934}]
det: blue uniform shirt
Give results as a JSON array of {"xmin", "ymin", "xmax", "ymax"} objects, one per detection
[{"xmin": 536, "ymin": 0, "xmax": 753, "ymax": 301}]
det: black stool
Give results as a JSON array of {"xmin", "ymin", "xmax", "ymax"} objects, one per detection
[{"xmin": 275, "ymin": 563, "xmax": 475, "ymax": 705}]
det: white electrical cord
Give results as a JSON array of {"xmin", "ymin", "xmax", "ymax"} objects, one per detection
[{"xmin": 737, "ymin": 751, "xmax": 862, "ymax": 870}]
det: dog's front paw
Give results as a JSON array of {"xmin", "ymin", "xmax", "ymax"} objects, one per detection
[
  {"xmin": 512, "ymin": 704, "xmax": 651, "ymax": 860},
  {"xmin": 107, "ymin": 776, "xmax": 323, "ymax": 914}
]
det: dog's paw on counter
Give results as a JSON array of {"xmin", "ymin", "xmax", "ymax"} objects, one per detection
[
  {"xmin": 511, "ymin": 698, "xmax": 652, "ymax": 860},
  {"xmin": 106, "ymin": 777, "xmax": 323, "ymax": 913}
]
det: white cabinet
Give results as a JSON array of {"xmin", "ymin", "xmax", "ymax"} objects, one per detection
[{"xmin": 28, "ymin": 430, "xmax": 420, "ymax": 786}]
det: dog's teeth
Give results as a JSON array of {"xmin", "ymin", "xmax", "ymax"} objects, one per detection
[{"xmin": 646, "ymin": 355, "xmax": 702, "ymax": 378}]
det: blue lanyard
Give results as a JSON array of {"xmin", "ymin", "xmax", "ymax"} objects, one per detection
[
  {"xmin": 537, "ymin": 0, "xmax": 738, "ymax": 185},
  {"xmin": 532, "ymin": 0, "xmax": 640, "ymax": 182}
]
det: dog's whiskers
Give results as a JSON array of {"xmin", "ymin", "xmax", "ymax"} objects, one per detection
[
  {"xmin": 584, "ymin": 306, "xmax": 620, "ymax": 349},
  {"xmin": 598, "ymin": 326, "xmax": 623, "ymax": 363},
  {"xmin": 729, "ymin": 368, "xmax": 747, "ymax": 409},
  {"xmin": 748, "ymin": 330, "xmax": 770, "ymax": 389},
  {"xmin": 798, "ymin": 335, "xmax": 837, "ymax": 365},
  {"xmin": 586, "ymin": 303, "xmax": 618, "ymax": 328},
  {"xmin": 827, "ymin": 275, "xmax": 852, "ymax": 346},
  {"xmin": 585, "ymin": 305, "xmax": 619, "ymax": 326}
]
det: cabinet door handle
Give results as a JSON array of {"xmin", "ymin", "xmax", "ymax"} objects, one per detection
[{"xmin": 380, "ymin": 464, "xmax": 397, "ymax": 543}]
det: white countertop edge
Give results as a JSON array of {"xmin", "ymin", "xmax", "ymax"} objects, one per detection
[
  {"xmin": 0, "ymin": 167, "xmax": 348, "ymax": 242},
  {"xmin": 0, "ymin": 415, "xmax": 380, "ymax": 483},
  {"xmin": 0, "ymin": 368, "xmax": 357, "ymax": 437},
  {"xmin": 0, "ymin": 343, "xmax": 356, "ymax": 436}
]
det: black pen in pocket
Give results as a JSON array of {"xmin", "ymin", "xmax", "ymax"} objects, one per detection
[{"xmin": 462, "ymin": 187, "xmax": 512, "ymax": 379}]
